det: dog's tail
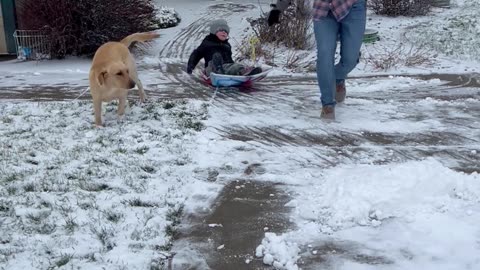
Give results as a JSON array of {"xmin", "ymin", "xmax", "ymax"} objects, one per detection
[{"xmin": 120, "ymin": 32, "xmax": 160, "ymax": 47}]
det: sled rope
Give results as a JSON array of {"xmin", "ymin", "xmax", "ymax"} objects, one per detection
[
  {"xmin": 72, "ymin": 87, "xmax": 90, "ymax": 101},
  {"xmin": 210, "ymin": 85, "xmax": 220, "ymax": 104},
  {"xmin": 249, "ymin": 37, "xmax": 259, "ymax": 63}
]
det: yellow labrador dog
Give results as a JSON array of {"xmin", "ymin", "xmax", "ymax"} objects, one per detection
[{"xmin": 89, "ymin": 32, "xmax": 160, "ymax": 126}]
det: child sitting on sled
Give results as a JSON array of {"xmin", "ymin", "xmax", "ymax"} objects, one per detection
[{"xmin": 186, "ymin": 19, "xmax": 262, "ymax": 77}]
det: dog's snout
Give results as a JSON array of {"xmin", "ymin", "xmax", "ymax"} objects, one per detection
[{"xmin": 129, "ymin": 80, "xmax": 136, "ymax": 89}]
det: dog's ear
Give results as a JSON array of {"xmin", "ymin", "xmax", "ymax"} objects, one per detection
[{"xmin": 97, "ymin": 70, "xmax": 107, "ymax": 86}]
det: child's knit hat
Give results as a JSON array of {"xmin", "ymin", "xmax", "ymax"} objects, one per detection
[{"xmin": 209, "ymin": 19, "xmax": 230, "ymax": 34}]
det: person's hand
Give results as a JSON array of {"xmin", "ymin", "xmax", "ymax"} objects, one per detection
[
  {"xmin": 186, "ymin": 67, "xmax": 193, "ymax": 74},
  {"xmin": 267, "ymin": 9, "xmax": 281, "ymax": 26}
]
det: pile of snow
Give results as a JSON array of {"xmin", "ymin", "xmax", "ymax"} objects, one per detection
[
  {"xmin": 255, "ymin": 232, "xmax": 300, "ymax": 270},
  {"xmin": 291, "ymin": 158, "xmax": 480, "ymax": 231},
  {"xmin": 256, "ymin": 159, "xmax": 480, "ymax": 269}
]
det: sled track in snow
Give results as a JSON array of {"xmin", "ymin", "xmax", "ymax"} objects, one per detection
[
  {"xmin": 151, "ymin": 2, "xmax": 278, "ymax": 106},
  {"xmin": 215, "ymin": 126, "xmax": 480, "ymax": 173},
  {"xmin": 148, "ymin": 61, "xmax": 297, "ymax": 110},
  {"xmin": 158, "ymin": 3, "xmax": 257, "ymax": 59},
  {"xmin": 208, "ymin": 73, "xmax": 480, "ymax": 174}
]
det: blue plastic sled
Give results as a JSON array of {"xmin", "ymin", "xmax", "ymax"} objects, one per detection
[{"xmin": 201, "ymin": 68, "xmax": 271, "ymax": 87}]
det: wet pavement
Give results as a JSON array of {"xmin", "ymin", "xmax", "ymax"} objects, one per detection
[{"xmin": 173, "ymin": 180, "xmax": 293, "ymax": 269}]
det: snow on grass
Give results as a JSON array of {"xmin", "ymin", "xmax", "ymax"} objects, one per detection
[
  {"xmin": 406, "ymin": 1, "xmax": 480, "ymax": 62},
  {"xmin": 0, "ymin": 99, "xmax": 207, "ymax": 269}
]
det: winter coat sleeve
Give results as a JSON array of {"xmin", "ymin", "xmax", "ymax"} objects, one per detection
[
  {"xmin": 224, "ymin": 42, "xmax": 234, "ymax": 64},
  {"xmin": 187, "ymin": 46, "xmax": 204, "ymax": 74}
]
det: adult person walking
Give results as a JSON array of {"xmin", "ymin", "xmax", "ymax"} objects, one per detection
[{"xmin": 268, "ymin": 0, "xmax": 367, "ymax": 120}]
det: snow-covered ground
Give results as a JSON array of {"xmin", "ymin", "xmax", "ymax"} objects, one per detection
[{"xmin": 1, "ymin": 0, "xmax": 479, "ymax": 269}]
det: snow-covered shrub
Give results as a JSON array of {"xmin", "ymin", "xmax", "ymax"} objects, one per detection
[
  {"xmin": 18, "ymin": 0, "xmax": 168, "ymax": 58},
  {"xmin": 152, "ymin": 6, "xmax": 181, "ymax": 29},
  {"xmin": 368, "ymin": 0, "xmax": 431, "ymax": 17}
]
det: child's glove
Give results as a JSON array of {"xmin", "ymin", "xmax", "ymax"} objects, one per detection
[
  {"xmin": 186, "ymin": 67, "xmax": 193, "ymax": 74},
  {"xmin": 267, "ymin": 9, "xmax": 281, "ymax": 26},
  {"xmin": 267, "ymin": 0, "xmax": 291, "ymax": 26}
]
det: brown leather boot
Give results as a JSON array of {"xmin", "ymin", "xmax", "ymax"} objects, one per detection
[
  {"xmin": 336, "ymin": 82, "xmax": 346, "ymax": 103},
  {"xmin": 321, "ymin": 105, "xmax": 335, "ymax": 121}
]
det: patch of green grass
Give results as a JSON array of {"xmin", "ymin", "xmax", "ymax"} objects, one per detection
[
  {"xmin": 57, "ymin": 203, "xmax": 74, "ymax": 216},
  {"xmin": 24, "ymin": 182, "xmax": 36, "ymax": 192},
  {"xmin": 115, "ymin": 147, "xmax": 128, "ymax": 154},
  {"xmin": 91, "ymin": 226, "xmax": 116, "ymax": 251},
  {"xmin": 185, "ymin": 120, "xmax": 205, "ymax": 131},
  {"xmin": 36, "ymin": 223, "xmax": 57, "ymax": 234},
  {"xmin": 53, "ymin": 254, "xmax": 73, "ymax": 268},
  {"xmin": 39, "ymin": 178, "xmax": 70, "ymax": 193},
  {"xmin": 2, "ymin": 172, "xmax": 23, "ymax": 183},
  {"xmin": 144, "ymin": 103, "xmax": 158, "ymax": 113},
  {"xmin": 104, "ymin": 210, "xmax": 123, "ymax": 223},
  {"xmin": 6, "ymin": 186, "xmax": 17, "ymax": 195},
  {"xmin": 123, "ymin": 177, "xmax": 148, "ymax": 193},
  {"xmin": 166, "ymin": 205, "xmax": 184, "ymax": 226},
  {"xmin": 83, "ymin": 253, "xmax": 97, "ymax": 262},
  {"xmin": 164, "ymin": 204, "xmax": 184, "ymax": 241},
  {"xmin": 153, "ymin": 242, "xmax": 173, "ymax": 252},
  {"xmin": 80, "ymin": 182, "xmax": 111, "ymax": 192},
  {"xmin": 95, "ymin": 136, "xmax": 110, "ymax": 147},
  {"xmin": 0, "ymin": 200, "xmax": 12, "ymax": 212},
  {"xmin": 56, "ymin": 121, "xmax": 68, "ymax": 128},
  {"xmin": 25, "ymin": 211, "xmax": 51, "ymax": 225},
  {"xmin": 93, "ymin": 157, "xmax": 111, "ymax": 165},
  {"xmin": 23, "ymin": 212, "xmax": 57, "ymax": 234},
  {"xmin": 141, "ymin": 165, "xmax": 156, "ymax": 174},
  {"xmin": 124, "ymin": 198, "xmax": 159, "ymax": 208},
  {"xmin": 39, "ymin": 200, "xmax": 52, "ymax": 209},
  {"xmin": 1, "ymin": 116, "xmax": 13, "ymax": 124},
  {"xmin": 135, "ymin": 146, "xmax": 150, "ymax": 155},
  {"xmin": 26, "ymin": 159, "xmax": 39, "ymax": 165},
  {"xmin": 5, "ymin": 127, "xmax": 32, "ymax": 137},
  {"xmin": 149, "ymin": 256, "xmax": 168, "ymax": 270},
  {"xmin": 10, "ymin": 109, "xmax": 22, "ymax": 116},
  {"xmin": 175, "ymin": 111, "xmax": 193, "ymax": 119},
  {"xmin": 66, "ymin": 171, "xmax": 87, "ymax": 181},
  {"xmin": 175, "ymin": 158, "xmax": 188, "ymax": 166},
  {"xmin": 129, "ymin": 243, "xmax": 145, "ymax": 250},
  {"xmin": 164, "ymin": 224, "xmax": 179, "ymax": 239},
  {"xmin": 162, "ymin": 101, "xmax": 175, "ymax": 110},
  {"xmin": 78, "ymin": 200, "xmax": 97, "ymax": 210},
  {"xmin": 46, "ymin": 165, "xmax": 58, "ymax": 170},
  {"xmin": 63, "ymin": 216, "xmax": 78, "ymax": 234}
]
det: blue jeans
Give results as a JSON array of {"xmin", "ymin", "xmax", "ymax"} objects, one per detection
[{"xmin": 313, "ymin": 0, "xmax": 366, "ymax": 106}]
